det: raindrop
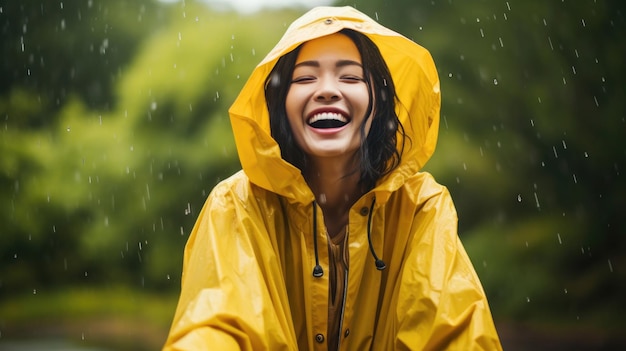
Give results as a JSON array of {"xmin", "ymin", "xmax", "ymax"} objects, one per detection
[
  {"xmin": 608, "ymin": 259, "xmax": 613, "ymax": 273},
  {"xmin": 66, "ymin": 126, "xmax": 71, "ymax": 132},
  {"xmin": 564, "ymin": 288, "xmax": 568, "ymax": 294},
  {"xmin": 526, "ymin": 296, "xmax": 531, "ymax": 302},
  {"xmin": 150, "ymin": 101, "xmax": 157, "ymax": 110},
  {"xmin": 319, "ymin": 193, "xmax": 327, "ymax": 204},
  {"xmin": 269, "ymin": 73, "xmax": 280, "ymax": 87},
  {"xmin": 61, "ymin": 19, "xmax": 66, "ymax": 30},
  {"xmin": 557, "ymin": 233, "xmax": 562, "ymax": 244},
  {"xmin": 33, "ymin": 289, "xmax": 37, "ymax": 295},
  {"xmin": 547, "ymin": 36, "xmax": 554, "ymax": 50},
  {"xmin": 184, "ymin": 203, "xmax": 191, "ymax": 215},
  {"xmin": 99, "ymin": 38, "xmax": 109, "ymax": 55},
  {"xmin": 493, "ymin": 78, "xmax": 498, "ymax": 85},
  {"xmin": 517, "ymin": 194, "xmax": 522, "ymax": 202},
  {"xmin": 572, "ymin": 174, "xmax": 577, "ymax": 184},
  {"xmin": 584, "ymin": 151, "xmax": 589, "ymax": 158},
  {"xmin": 180, "ymin": 226, "xmax": 185, "ymax": 235},
  {"xmin": 533, "ymin": 192, "xmax": 541, "ymax": 210}
]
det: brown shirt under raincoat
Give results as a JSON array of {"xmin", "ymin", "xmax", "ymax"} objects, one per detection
[{"xmin": 164, "ymin": 6, "xmax": 502, "ymax": 351}]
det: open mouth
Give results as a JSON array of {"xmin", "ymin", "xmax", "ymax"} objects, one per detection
[{"xmin": 308, "ymin": 112, "xmax": 349, "ymax": 129}]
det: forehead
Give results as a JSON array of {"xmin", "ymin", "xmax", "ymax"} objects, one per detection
[{"xmin": 296, "ymin": 33, "xmax": 361, "ymax": 64}]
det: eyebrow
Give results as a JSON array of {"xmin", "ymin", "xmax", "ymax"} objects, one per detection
[{"xmin": 294, "ymin": 59, "xmax": 363, "ymax": 69}]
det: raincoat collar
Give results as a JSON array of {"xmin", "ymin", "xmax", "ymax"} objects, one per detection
[{"xmin": 228, "ymin": 6, "xmax": 441, "ymax": 205}]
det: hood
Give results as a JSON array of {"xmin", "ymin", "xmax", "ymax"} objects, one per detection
[{"xmin": 228, "ymin": 6, "xmax": 441, "ymax": 205}]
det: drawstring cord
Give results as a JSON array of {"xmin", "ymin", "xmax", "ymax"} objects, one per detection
[
  {"xmin": 367, "ymin": 197, "xmax": 386, "ymax": 270},
  {"xmin": 311, "ymin": 197, "xmax": 386, "ymax": 278},
  {"xmin": 312, "ymin": 201, "xmax": 324, "ymax": 277}
]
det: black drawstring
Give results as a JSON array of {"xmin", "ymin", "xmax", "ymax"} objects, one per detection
[
  {"xmin": 367, "ymin": 197, "xmax": 386, "ymax": 270},
  {"xmin": 311, "ymin": 197, "xmax": 385, "ymax": 278},
  {"xmin": 312, "ymin": 201, "xmax": 324, "ymax": 277}
]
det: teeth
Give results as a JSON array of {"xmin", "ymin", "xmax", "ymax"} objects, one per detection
[{"xmin": 308, "ymin": 112, "xmax": 347, "ymax": 124}]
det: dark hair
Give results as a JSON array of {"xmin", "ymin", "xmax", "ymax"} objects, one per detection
[{"xmin": 265, "ymin": 28, "xmax": 405, "ymax": 190}]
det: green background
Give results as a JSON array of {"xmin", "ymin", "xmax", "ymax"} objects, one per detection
[{"xmin": 1, "ymin": 0, "xmax": 624, "ymax": 349}]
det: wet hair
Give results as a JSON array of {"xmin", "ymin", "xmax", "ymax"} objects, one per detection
[{"xmin": 265, "ymin": 28, "xmax": 405, "ymax": 190}]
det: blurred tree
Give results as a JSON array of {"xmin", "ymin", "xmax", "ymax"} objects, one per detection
[
  {"xmin": 1, "ymin": 0, "xmax": 168, "ymax": 293},
  {"xmin": 0, "ymin": 0, "xmax": 303, "ymax": 296}
]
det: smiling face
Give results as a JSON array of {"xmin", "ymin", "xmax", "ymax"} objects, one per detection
[{"xmin": 285, "ymin": 33, "xmax": 373, "ymax": 162}]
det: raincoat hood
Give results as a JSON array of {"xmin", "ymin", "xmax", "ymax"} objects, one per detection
[{"xmin": 229, "ymin": 6, "xmax": 441, "ymax": 204}]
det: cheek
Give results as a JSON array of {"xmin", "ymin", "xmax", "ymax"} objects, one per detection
[{"xmin": 285, "ymin": 87, "xmax": 309, "ymax": 124}]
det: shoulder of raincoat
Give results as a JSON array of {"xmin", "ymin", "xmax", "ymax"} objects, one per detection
[{"xmin": 164, "ymin": 6, "xmax": 501, "ymax": 351}]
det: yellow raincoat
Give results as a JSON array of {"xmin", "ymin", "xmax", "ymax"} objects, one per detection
[{"xmin": 164, "ymin": 6, "xmax": 501, "ymax": 351}]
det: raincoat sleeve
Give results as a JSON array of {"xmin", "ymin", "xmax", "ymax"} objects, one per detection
[
  {"xmin": 395, "ymin": 179, "xmax": 501, "ymax": 350},
  {"xmin": 163, "ymin": 173, "xmax": 295, "ymax": 351}
]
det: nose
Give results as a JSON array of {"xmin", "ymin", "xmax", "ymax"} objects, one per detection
[{"xmin": 315, "ymin": 77, "xmax": 341, "ymax": 102}]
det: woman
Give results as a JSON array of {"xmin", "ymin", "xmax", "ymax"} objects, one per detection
[{"xmin": 164, "ymin": 6, "xmax": 501, "ymax": 350}]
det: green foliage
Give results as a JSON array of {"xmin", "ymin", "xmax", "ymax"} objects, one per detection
[{"xmin": 1, "ymin": 2, "xmax": 301, "ymax": 295}]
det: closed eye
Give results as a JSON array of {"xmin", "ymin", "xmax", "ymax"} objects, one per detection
[
  {"xmin": 340, "ymin": 75, "xmax": 364, "ymax": 82},
  {"xmin": 291, "ymin": 76, "xmax": 316, "ymax": 83}
]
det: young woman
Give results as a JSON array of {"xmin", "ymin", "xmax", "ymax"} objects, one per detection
[{"xmin": 164, "ymin": 6, "xmax": 501, "ymax": 350}]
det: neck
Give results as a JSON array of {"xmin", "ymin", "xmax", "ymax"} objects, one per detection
[{"xmin": 305, "ymin": 155, "xmax": 364, "ymax": 237}]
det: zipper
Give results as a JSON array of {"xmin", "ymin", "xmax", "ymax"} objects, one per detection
[{"xmin": 335, "ymin": 229, "xmax": 349, "ymax": 351}]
